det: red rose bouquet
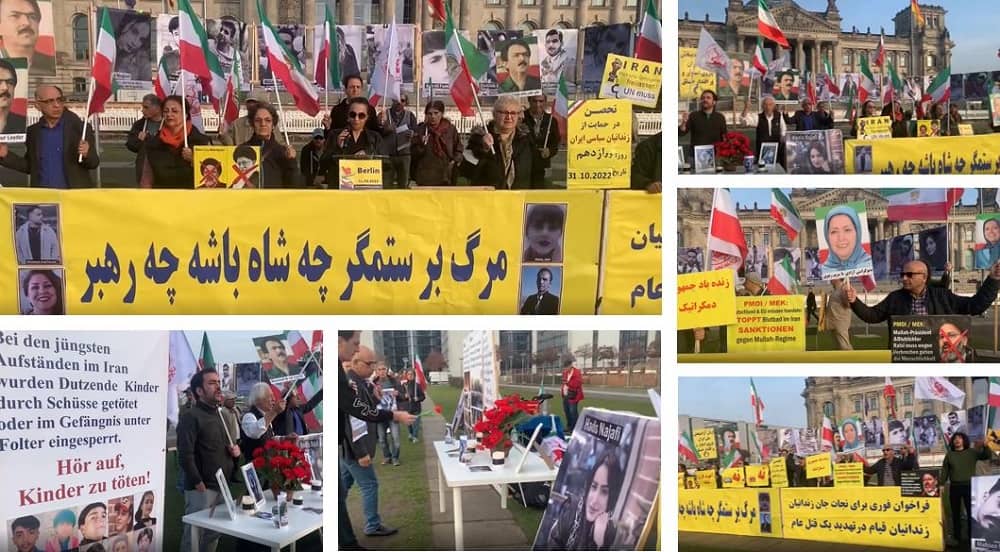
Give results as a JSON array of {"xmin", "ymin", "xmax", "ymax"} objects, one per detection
[
  {"xmin": 252, "ymin": 439, "xmax": 312, "ymax": 492},
  {"xmin": 473, "ymin": 394, "xmax": 540, "ymax": 453},
  {"xmin": 713, "ymin": 131, "xmax": 752, "ymax": 167}
]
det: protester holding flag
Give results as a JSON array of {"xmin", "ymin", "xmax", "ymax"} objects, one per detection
[
  {"xmin": 410, "ymin": 100, "xmax": 463, "ymax": 187},
  {"xmin": 678, "ymin": 90, "xmax": 727, "ymax": 148},
  {"xmin": 0, "ymin": 86, "xmax": 99, "ymax": 188},
  {"xmin": 141, "ymin": 95, "xmax": 213, "ymax": 189},
  {"xmin": 880, "ymin": 100, "xmax": 911, "ymax": 138},
  {"xmin": 400, "ymin": 369, "xmax": 425, "ymax": 442},
  {"xmin": 274, "ymin": 383, "xmax": 321, "ymax": 438},
  {"xmin": 815, "ymin": 101, "xmax": 835, "ymax": 130},
  {"xmin": 464, "ymin": 95, "xmax": 538, "ymax": 189},
  {"xmin": 523, "ymin": 93, "xmax": 561, "ymax": 186},
  {"xmin": 378, "ymin": 96, "xmax": 418, "ymax": 189},
  {"xmin": 631, "ymin": 131, "xmax": 661, "ymax": 193},
  {"xmin": 125, "ymin": 94, "xmax": 164, "ymax": 187},
  {"xmin": 754, "ymin": 96, "xmax": 785, "ymax": 166},
  {"xmin": 942, "ymin": 432, "xmax": 992, "ymax": 546},
  {"xmin": 240, "ymin": 102, "xmax": 297, "ymax": 188},
  {"xmin": 220, "ymin": 91, "xmax": 268, "ymax": 146}
]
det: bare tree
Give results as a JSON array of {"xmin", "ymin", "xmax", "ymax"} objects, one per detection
[
  {"xmin": 597, "ymin": 345, "xmax": 617, "ymax": 368},
  {"xmin": 574, "ymin": 343, "xmax": 592, "ymax": 369}
]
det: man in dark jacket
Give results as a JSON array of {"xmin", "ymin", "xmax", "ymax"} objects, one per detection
[
  {"xmin": 177, "ymin": 369, "xmax": 241, "ymax": 552},
  {"xmin": 378, "ymin": 96, "xmax": 418, "ymax": 189},
  {"xmin": 847, "ymin": 259, "xmax": 1000, "ymax": 335},
  {"xmin": 863, "ymin": 445, "xmax": 918, "ymax": 486},
  {"xmin": 464, "ymin": 95, "xmax": 537, "ymax": 189},
  {"xmin": 325, "ymin": 74, "xmax": 384, "ymax": 135},
  {"xmin": 678, "ymin": 89, "xmax": 726, "ymax": 147},
  {"xmin": 0, "ymin": 85, "xmax": 99, "ymax": 187},
  {"xmin": 631, "ymin": 131, "xmax": 661, "ymax": 192},
  {"xmin": 523, "ymin": 93, "xmax": 561, "ymax": 186},
  {"xmin": 125, "ymin": 94, "xmax": 163, "ymax": 186}
]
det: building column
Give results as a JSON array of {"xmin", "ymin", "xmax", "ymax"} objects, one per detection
[
  {"xmin": 342, "ymin": 0, "xmax": 354, "ymax": 26},
  {"xmin": 833, "ymin": 41, "xmax": 842, "ymax": 73},
  {"xmin": 419, "ymin": 0, "xmax": 431, "ymax": 31},
  {"xmin": 540, "ymin": 0, "xmax": 551, "ymax": 28},
  {"xmin": 576, "ymin": 1, "xmax": 589, "ymax": 30},
  {"xmin": 267, "ymin": 0, "xmax": 278, "ymax": 25},
  {"xmin": 506, "ymin": 0, "xmax": 516, "ymax": 30},
  {"xmin": 796, "ymin": 39, "xmax": 804, "ymax": 71}
]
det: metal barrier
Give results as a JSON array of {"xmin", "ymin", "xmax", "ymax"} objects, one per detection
[
  {"xmin": 677, "ymin": 350, "xmax": 892, "ymax": 363},
  {"xmin": 32, "ymin": 105, "xmax": 663, "ymax": 136}
]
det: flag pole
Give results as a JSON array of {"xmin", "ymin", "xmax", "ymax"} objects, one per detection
[
  {"xmin": 324, "ymin": 21, "xmax": 330, "ymax": 113},
  {"xmin": 542, "ymin": 94, "xmax": 555, "ymax": 151},
  {"xmin": 180, "ymin": 70, "xmax": 189, "ymax": 149}
]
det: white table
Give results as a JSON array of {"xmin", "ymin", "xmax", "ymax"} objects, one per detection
[
  {"xmin": 434, "ymin": 440, "xmax": 559, "ymax": 551},
  {"xmin": 182, "ymin": 490, "xmax": 323, "ymax": 552}
]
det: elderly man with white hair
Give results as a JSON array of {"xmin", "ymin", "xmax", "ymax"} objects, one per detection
[
  {"xmin": 754, "ymin": 95, "xmax": 786, "ymax": 166},
  {"xmin": 239, "ymin": 382, "xmax": 287, "ymax": 464},
  {"xmin": 462, "ymin": 95, "xmax": 538, "ymax": 189}
]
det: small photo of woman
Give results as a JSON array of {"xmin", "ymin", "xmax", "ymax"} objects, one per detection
[
  {"xmin": 19, "ymin": 268, "xmax": 65, "ymax": 315},
  {"xmin": 133, "ymin": 491, "xmax": 156, "ymax": 530},
  {"xmin": 522, "ymin": 203, "xmax": 566, "ymax": 263}
]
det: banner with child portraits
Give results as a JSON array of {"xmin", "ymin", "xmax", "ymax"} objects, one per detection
[{"xmin": 0, "ymin": 331, "xmax": 167, "ymax": 552}]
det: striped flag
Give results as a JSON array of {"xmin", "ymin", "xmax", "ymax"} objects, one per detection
[
  {"xmin": 221, "ymin": 57, "xmax": 240, "ymax": 125},
  {"xmin": 428, "ymin": 0, "xmax": 447, "ymax": 22},
  {"xmin": 634, "ymin": 0, "xmax": 661, "ymax": 62},
  {"xmin": 257, "ymin": 0, "xmax": 321, "ymax": 116},
  {"xmin": 444, "ymin": 2, "xmax": 489, "ymax": 116},
  {"xmin": 314, "ymin": 1, "xmax": 339, "ymax": 90},
  {"xmin": 821, "ymin": 416, "xmax": 835, "ymax": 451},
  {"xmin": 297, "ymin": 363, "xmax": 323, "ymax": 431},
  {"xmin": 553, "ymin": 72, "xmax": 570, "ymax": 143},
  {"xmin": 770, "ymin": 188, "xmax": 803, "ymax": 241},
  {"xmin": 88, "ymin": 7, "xmax": 116, "ymax": 115},
  {"xmin": 369, "ymin": 20, "xmax": 402, "ymax": 106},
  {"xmin": 154, "ymin": 55, "xmax": 173, "ymax": 100},
  {"xmin": 178, "ymin": 0, "xmax": 227, "ymax": 111},
  {"xmin": 721, "ymin": 448, "xmax": 742, "ymax": 469},
  {"xmin": 750, "ymin": 379, "xmax": 765, "ymax": 426},
  {"xmin": 167, "ymin": 331, "xmax": 198, "ymax": 426},
  {"xmin": 311, "ymin": 330, "xmax": 323, "ymax": 353},
  {"xmin": 767, "ymin": 255, "xmax": 799, "ymax": 296},
  {"xmin": 286, "ymin": 330, "xmax": 310, "ymax": 363},
  {"xmin": 881, "ymin": 189, "xmax": 962, "ymax": 221},
  {"xmin": 198, "ymin": 332, "xmax": 214, "ymax": 371},
  {"xmin": 679, "ymin": 431, "xmax": 699, "ymax": 463},
  {"xmin": 923, "ymin": 67, "xmax": 951, "ymax": 105},
  {"xmin": 911, "ymin": 0, "xmax": 925, "ymax": 28},
  {"xmin": 749, "ymin": 429, "xmax": 767, "ymax": 462},
  {"xmin": 859, "ymin": 54, "xmax": 878, "ymax": 104},
  {"xmin": 875, "ymin": 33, "xmax": 886, "ymax": 68},
  {"xmin": 414, "ymin": 356, "xmax": 427, "ymax": 391},
  {"xmin": 990, "ymin": 377, "xmax": 1000, "ymax": 408},
  {"xmin": 822, "ymin": 57, "xmax": 840, "ymax": 97},
  {"xmin": 884, "ymin": 376, "xmax": 897, "ymax": 419},
  {"xmin": 708, "ymin": 188, "xmax": 748, "ymax": 272},
  {"xmin": 750, "ymin": 38, "xmax": 768, "ymax": 76},
  {"xmin": 758, "ymin": 0, "xmax": 790, "ymax": 49}
]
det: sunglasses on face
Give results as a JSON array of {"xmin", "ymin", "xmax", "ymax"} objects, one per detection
[{"xmin": 348, "ymin": 112, "xmax": 367, "ymax": 119}]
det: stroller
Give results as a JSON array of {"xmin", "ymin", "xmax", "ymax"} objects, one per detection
[{"xmin": 508, "ymin": 393, "xmax": 564, "ymax": 509}]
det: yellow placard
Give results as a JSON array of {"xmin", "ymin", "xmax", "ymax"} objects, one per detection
[
  {"xmin": 678, "ymin": 47, "xmax": 717, "ymax": 101},
  {"xmin": 914, "ymin": 120, "xmax": 940, "ymax": 137},
  {"xmin": 769, "ymin": 457, "xmax": 789, "ymax": 488},
  {"xmin": 696, "ymin": 469, "xmax": 717, "ymax": 489},
  {"xmin": 566, "ymin": 99, "xmax": 631, "ymax": 189},
  {"xmin": 599, "ymin": 191, "xmax": 661, "ymax": 314},
  {"xmin": 857, "ymin": 116, "xmax": 892, "ymax": 140},
  {"xmin": 339, "ymin": 159, "xmax": 383, "ymax": 189},
  {"xmin": 677, "ymin": 269, "xmax": 737, "ymax": 330},
  {"xmin": 833, "ymin": 462, "xmax": 865, "ymax": 487},
  {"xmin": 726, "ymin": 295, "xmax": 806, "ymax": 352},
  {"xmin": 678, "ymin": 472, "xmax": 685, "ymax": 490},
  {"xmin": 959, "ymin": 123, "xmax": 974, "ymax": 136},
  {"xmin": 693, "ymin": 428, "xmax": 718, "ymax": 460},
  {"xmin": 805, "ymin": 452, "xmax": 832, "ymax": 479},
  {"xmin": 781, "ymin": 487, "xmax": 942, "ymax": 550},
  {"xmin": 845, "ymin": 134, "xmax": 1000, "ymax": 174},
  {"xmin": 192, "ymin": 145, "xmax": 262, "ymax": 188},
  {"xmin": 0, "ymin": 189, "xmax": 605, "ymax": 314},
  {"xmin": 746, "ymin": 464, "xmax": 770, "ymax": 487},
  {"xmin": 721, "ymin": 467, "xmax": 745, "ymax": 488},
  {"xmin": 679, "ymin": 489, "xmax": 783, "ymax": 538},
  {"xmin": 598, "ymin": 53, "xmax": 662, "ymax": 108}
]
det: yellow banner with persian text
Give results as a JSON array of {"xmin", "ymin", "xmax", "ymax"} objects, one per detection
[
  {"xmin": 693, "ymin": 429, "xmax": 717, "ymax": 460},
  {"xmin": 845, "ymin": 134, "xmax": 1000, "ymax": 175},
  {"xmin": 696, "ymin": 470, "xmax": 717, "ymax": 489},
  {"xmin": 678, "ymin": 47, "xmax": 717, "ymax": 101},
  {"xmin": 566, "ymin": 99, "xmax": 631, "ymax": 189},
  {"xmin": 781, "ymin": 487, "xmax": 942, "ymax": 550},
  {"xmin": 599, "ymin": 191, "xmax": 662, "ymax": 314},
  {"xmin": 0, "ymin": 189, "xmax": 607, "ymax": 314},
  {"xmin": 679, "ymin": 488, "xmax": 783, "ymax": 538},
  {"xmin": 677, "ymin": 269, "xmax": 736, "ymax": 330}
]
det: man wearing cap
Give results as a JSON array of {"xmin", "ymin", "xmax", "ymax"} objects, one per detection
[
  {"xmin": 560, "ymin": 354, "xmax": 584, "ymax": 432},
  {"xmin": 300, "ymin": 128, "xmax": 326, "ymax": 187},
  {"xmin": 219, "ymin": 90, "xmax": 267, "ymax": 146},
  {"xmin": 737, "ymin": 271, "xmax": 769, "ymax": 296}
]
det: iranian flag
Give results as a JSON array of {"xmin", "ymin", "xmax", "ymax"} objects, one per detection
[
  {"xmin": 875, "ymin": 33, "xmax": 886, "ymax": 68},
  {"xmin": 299, "ymin": 366, "xmax": 323, "ymax": 431},
  {"xmin": 428, "ymin": 0, "xmax": 447, "ymax": 22},
  {"xmin": 750, "ymin": 379, "xmax": 765, "ymax": 426},
  {"xmin": 821, "ymin": 416, "xmax": 835, "ymax": 451},
  {"xmin": 220, "ymin": 55, "xmax": 240, "ymax": 125},
  {"xmin": 314, "ymin": 2, "xmax": 338, "ymax": 90},
  {"xmin": 758, "ymin": 0, "xmax": 790, "ymax": 49},
  {"xmin": 553, "ymin": 73, "xmax": 570, "ymax": 143},
  {"xmin": 881, "ymin": 188, "xmax": 962, "ymax": 221},
  {"xmin": 767, "ymin": 255, "xmax": 799, "ymax": 296},
  {"xmin": 721, "ymin": 448, "xmax": 742, "ymax": 469},
  {"xmin": 990, "ymin": 377, "xmax": 1000, "ymax": 408},
  {"xmin": 154, "ymin": 55, "xmax": 173, "ymax": 100},
  {"xmin": 87, "ymin": 7, "xmax": 116, "ymax": 116},
  {"xmin": 806, "ymin": 73, "xmax": 817, "ymax": 106},
  {"xmin": 750, "ymin": 38, "xmax": 768, "ymax": 76},
  {"xmin": 178, "ymin": 0, "xmax": 226, "ymax": 111},
  {"xmin": 257, "ymin": 0, "xmax": 321, "ymax": 116},
  {"xmin": 770, "ymin": 188, "xmax": 802, "ymax": 241},
  {"xmin": 679, "ymin": 432, "xmax": 699, "ymax": 463},
  {"xmin": 414, "ymin": 356, "xmax": 427, "ymax": 391},
  {"xmin": 198, "ymin": 332, "xmax": 214, "ymax": 371},
  {"xmin": 822, "ymin": 57, "xmax": 840, "ymax": 97},
  {"xmin": 311, "ymin": 330, "xmax": 323, "ymax": 353},
  {"xmin": 922, "ymin": 67, "xmax": 951, "ymax": 105},
  {"xmin": 634, "ymin": 0, "xmax": 661, "ymax": 62},
  {"xmin": 859, "ymin": 54, "xmax": 878, "ymax": 103},
  {"xmin": 444, "ymin": 4, "xmax": 489, "ymax": 117},
  {"xmin": 749, "ymin": 429, "xmax": 767, "ymax": 461},
  {"xmin": 708, "ymin": 188, "xmax": 748, "ymax": 272},
  {"xmin": 887, "ymin": 61, "xmax": 903, "ymax": 100},
  {"xmin": 286, "ymin": 331, "xmax": 310, "ymax": 364}
]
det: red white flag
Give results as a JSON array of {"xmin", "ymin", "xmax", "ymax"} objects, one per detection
[
  {"xmin": 708, "ymin": 188, "xmax": 748, "ymax": 272},
  {"xmin": 884, "ymin": 376, "xmax": 897, "ymax": 419},
  {"xmin": 414, "ymin": 357, "xmax": 427, "ymax": 391},
  {"xmin": 257, "ymin": 0, "xmax": 321, "ymax": 116},
  {"xmin": 87, "ymin": 7, "xmax": 116, "ymax": 115},
  {"xmin": 758, "ymin": 0, "xmax": 790, "ymax": 49},
  {"xmin": 875, "ymin": 34, "xmax": 886, "ymax": 68},
  {"xmin": 635, "ymin": 0, "xmax": 661, "ymax": 62},
  {"xmin": 821, "ymin": 416, "xmax": 835, "ymax": 451}
]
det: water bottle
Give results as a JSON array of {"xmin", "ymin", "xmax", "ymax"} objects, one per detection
[
  {"xmin": 278, "ymin": 497, "xmax": 288, "ymax": 527},
  {"xmin": 444, "ymin": 426, "xmax": 454, "ymax": 444},
  {"xmin": 271, "ymin": 503, "xmax": 280, "ymax": 528}
]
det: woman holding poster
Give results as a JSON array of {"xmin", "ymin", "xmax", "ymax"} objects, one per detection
[
  {"xmin": 240, "ymin": 103, "xmax": 297, "ymax": 189},
  {"xmin": 820, "ymin": 205, "xmax": 872, "ymax": 278}
]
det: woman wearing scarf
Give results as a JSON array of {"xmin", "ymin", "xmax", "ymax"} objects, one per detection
[
  {"xmin": 977, "ymin": 218, "xmax": 1000, "ymax": 269},
  {"xmin": 411, "ymin": 100, "xmax": 463, "ymax": 186},
  {"xmin": 822, "ymin": 205, "xmax": 872, "ymax": 274},
  {"xmin": 880, "ymin": 100, "xmax": 911, "ymax": 138},
  {"xmin": 239, "ymin": 103, "xmax": 297, "ymax": 188},
  {"xmin": 141, "ymin": 95, "xmax": 212, "ymax": 188},
  {"xmin": 322, "ymin": 97, "xmax": 383, "ymax": 189}
]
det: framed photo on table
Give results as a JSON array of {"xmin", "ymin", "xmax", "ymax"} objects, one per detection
[
  {"xmin": 693, "ymin": 145, "xmax": 716, "ymax": 173},
  {"xmin": 241, "ymin": 462, "xmax": 266, "ymax": 511},
  {"xmin": 759, "ymin": 142, "xmax": 779, "ymax": 169},
  {"xmin": 212, "ymin": 468, "xmax": 238, "ymax": 520}
]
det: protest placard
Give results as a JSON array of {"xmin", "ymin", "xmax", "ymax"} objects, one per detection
[
  {"xmin": 770, "ymin": 457, "xmax": 789, "ymax": 488},
  {"xmin": 815, "ymin": 201, "xmax": 874, "ymax": 280},
  {"xmin": 679, "ymin": 488, "xmax": 783, "ymax": 538},
  {"xmin": 726, "ymin": 295, "xmax": 806, "ymax": 352},
  {"xmin": 805, "ymin": 452, "xmax": 832, "ymax": 479},
  {"xmin": 721, "ymin": 467, "xmax": 745, "ymax": 488},
  {"xmin": 845, "ymin": 135, "xmax": 1000, "ymax": 174},
  {"xmin": 566, "ymin": 99, "xmax": 631, "ymax": 189},
  {"xmin": 193, "ymin": 146, "xmax": 261, "ymax": 188},
  {"xmin": 901, "ymin": 470, "xmax": 941, "ymax": 498},
  {"xmin": 746, "ymin": 464, "xmax": 770, "ymax": 487},
  {"xmin": 338, "ymin": 159, "xmax": 383, "ymax": 190},
  {"xmin": 833, "ymin": 462, "xmax": 864, "ymax": 487},
  {"xmin": 693, "ymin": 428, "xmax": 718, "ymax": 460},
  {"xmin": 696, "ymin": 469, "xmax": 717, "ymax": 489},
  {"xmin": 599, "ymin": 53, "xmax": 662, "ymax": 108},
  {"xmin": 890, "ymin": 315, "xmax": 973, "ymax": 363},
  {"xmin": 678, "ymin": 47, "xmax": 716, "ymax": 100},
  {"xmin": 857, "ymin": 116, "xmax": 892, "ymax": 140},
  {"xmin": 678, "ymin": 269, "xmax": 736, "ymax": 330}
]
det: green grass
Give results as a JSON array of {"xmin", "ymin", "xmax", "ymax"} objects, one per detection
[
  {"xmin": 164, "ymin": 451, "xmax": 322, "ymax": 551},
  {"xmin": 343, "ymin": 431, "xmax": 432, "ymax": 549}
]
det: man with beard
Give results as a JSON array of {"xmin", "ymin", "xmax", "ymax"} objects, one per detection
[
  {"xmin": 539, "ymin": 29, "xmax": 570, "ymax": 85},
  {"xmin": 499, "ymin": 38, "xmax": 541, "ymax": 93},
  {"xmin": 0, "ymin": 58, "xmax": 24, "ymax": 134},
  {"xmin": 0, "ymin": 0, "xmax": 53, "ymax": 74},
  {"xmin": 939, "ymin": 319, "xmax": 975, "ymax": 363},
  {"xmin": 679, "ymin": 90, "xmax": 727, "ymax": 148}
]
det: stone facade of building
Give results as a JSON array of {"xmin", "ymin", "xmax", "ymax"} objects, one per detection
[{"xmin": 678, "ymin": 0, "xmax": 954, "ymax": 79}]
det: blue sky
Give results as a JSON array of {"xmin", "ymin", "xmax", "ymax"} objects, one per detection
[
  {"xmin": 728, "ymin": 188, "xmax": 979, "ymax": 208},
  {"xmin": 679, "ymin": 377, "xmax": 808, "ymax": 426},
  {"xmin": 677, "ymin": 0, "xmax": 1000, "ymax": 73}
]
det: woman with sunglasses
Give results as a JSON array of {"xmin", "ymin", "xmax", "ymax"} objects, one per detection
[{"xmin": 323, "ymin": 97, "xmax": 382, "ymax": 189}]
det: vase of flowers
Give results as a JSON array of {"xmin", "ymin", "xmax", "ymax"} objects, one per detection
[
  {"xmin": 473, "ymin": 394, "xmax": 540, "ymax": 466},
  {"xmin": 713, "ymin": 132, "xmax": 752, "ymax": 171},
  {"xmin": 252, "ymin": 439, "xmax": 312, "ymax": 502}
]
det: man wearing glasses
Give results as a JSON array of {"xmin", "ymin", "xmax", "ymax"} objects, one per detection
[
  {"xmin": 464, "ymin": 95, "xmax": 537, "ymax": 189},
  {"xmin": 0, "ymin": 85, "xmax": 99, "ymax": 188},
  {"xmin": 0, "ymin": 58, "xmax": 23, "ymax": 136},
  {"xmin": 847, "ymin": 259, "xmax": 1000, "ymax": 341},
  {"xmin": 0, "ymin": 0, "xmax": 54, "ymax": 74},
  {"xmin": 862, "ymin": 444, "xmax": 917, "ymax": 486}
]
